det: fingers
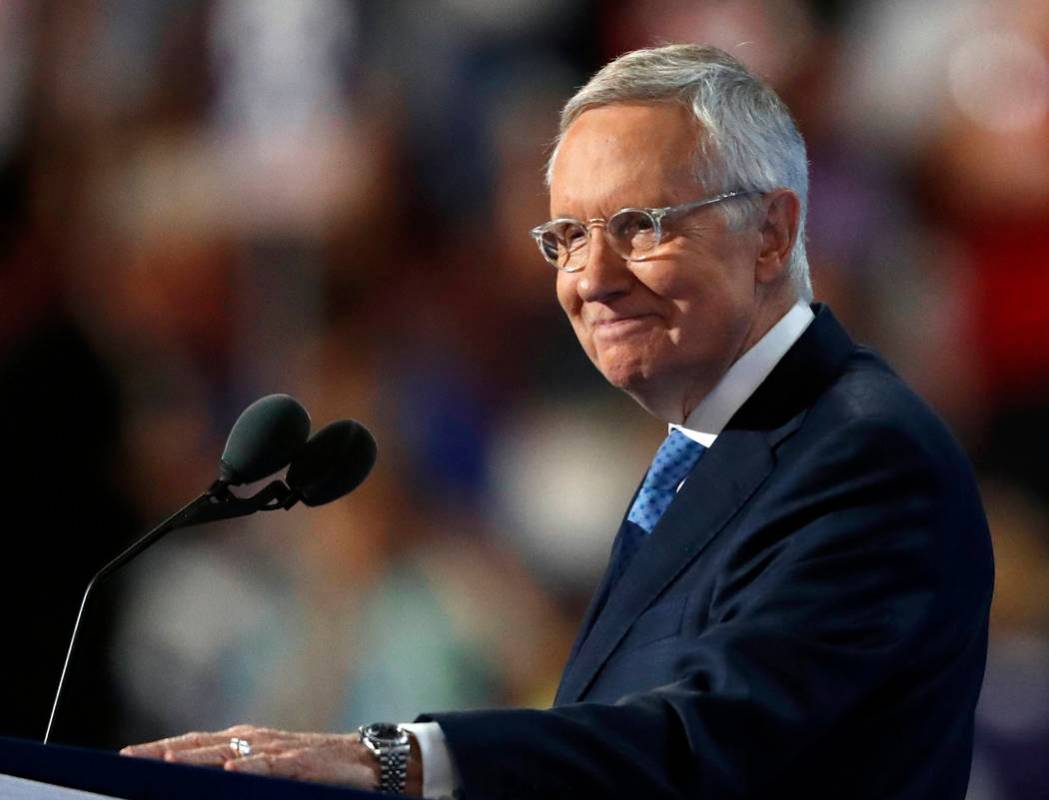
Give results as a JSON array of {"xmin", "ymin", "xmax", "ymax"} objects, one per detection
[
  {"xmin": 153, "ymin": 737, "xmax": 299, "ymax": 767},
  {"xmin": 120, "ymin": 730, "xmax": 217, "ymax": 759},
  {"xmin": 120, "ymin": 728, "xmax": 377, "ymax": 789},
  {"xmin": 120, "ymin": 725, "xmax": 282, "ymax": 761},
  {"xmin": 164, "ymin": 743, "xmax": 235, "ymax": 767}
]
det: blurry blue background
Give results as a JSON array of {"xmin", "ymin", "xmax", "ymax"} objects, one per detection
[{"xmin": 2, "ymin": 2, "xmax": 1048, "ymax": 797}]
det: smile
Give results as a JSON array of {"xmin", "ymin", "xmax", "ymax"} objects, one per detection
[{"xmin": 592, "ymin": 315, "xmax": 660, "ymax": 340}]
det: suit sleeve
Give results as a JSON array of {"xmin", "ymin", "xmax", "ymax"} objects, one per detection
[{"xmin": 418, "ymin": 416, "xmax": 993, "ymax": 799}]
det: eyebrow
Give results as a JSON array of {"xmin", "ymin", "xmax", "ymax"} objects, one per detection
[{"xmin": 546, "ymin": 200, "xmax": 663, "ymax": 221}]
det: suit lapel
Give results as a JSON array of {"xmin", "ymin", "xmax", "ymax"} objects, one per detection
[
  {"xmin": 555, "ymin": 427, "xmax": 775, "ymax": 704},
  {"xmin": 556, "ymin": 481, "xmax": 643, "ymax": 677},
  {"xmin": 554, "ymin": 304, "xmax": 856, "ymax": 706}
]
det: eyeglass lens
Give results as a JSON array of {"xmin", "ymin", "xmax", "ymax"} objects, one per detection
[{"xmin": 538, "ymin": 209, "xmax": 660, "ymax": 269}]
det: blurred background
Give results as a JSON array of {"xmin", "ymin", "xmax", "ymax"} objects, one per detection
[{"xmin": 1, "ymin": 1, "xmax": 1047, "ymax": 797}]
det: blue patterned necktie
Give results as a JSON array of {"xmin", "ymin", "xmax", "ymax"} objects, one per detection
[{"xmin": 609, "ymin": 430, "xmax": 706, "ymax": 587}]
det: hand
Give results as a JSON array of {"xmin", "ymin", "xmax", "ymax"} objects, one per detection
[{"xmin": 120, "ymin": 724, "xmax": 422, "ymax": 795}]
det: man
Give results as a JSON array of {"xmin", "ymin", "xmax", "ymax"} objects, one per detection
[{"xmin": 123, "ymin": 44, "xmax": 993, "ymax": 799}]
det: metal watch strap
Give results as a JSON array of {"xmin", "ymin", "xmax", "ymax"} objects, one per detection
[{"xmin": 358, "ymin": 723, "xmax": 410, "ymax": 795}]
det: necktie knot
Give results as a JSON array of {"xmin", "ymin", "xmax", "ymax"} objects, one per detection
[
  {"xmin": 626, "ymin": 430, "xmax": 705, "ymax": 534},
  {"xmin": 644, "ymin": 430, "xmax": 705, "ymax": 491}
]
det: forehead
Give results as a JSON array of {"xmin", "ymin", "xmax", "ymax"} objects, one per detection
[{"xmin": 550, "ymin": 102, "xmax": 703, "ymax": 214}]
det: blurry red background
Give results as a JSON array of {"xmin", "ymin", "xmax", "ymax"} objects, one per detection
[{"xmin": 2, "ymin": 3, "xmax": 1047, "ymax": 797}]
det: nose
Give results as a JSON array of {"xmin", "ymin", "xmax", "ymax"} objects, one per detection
[{"xmin": 576, "ymin": 227, "xmax": 633, "ymax": 303}]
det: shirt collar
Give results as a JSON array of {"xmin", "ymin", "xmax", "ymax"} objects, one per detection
[{"xmin": 671, "ymin": 301, "xmax": 815, "ymax": 447}]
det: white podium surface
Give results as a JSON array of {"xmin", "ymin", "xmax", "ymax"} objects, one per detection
[{"xmin": 0, "ymin": 774, "xmax": 122, "ymax": 800}]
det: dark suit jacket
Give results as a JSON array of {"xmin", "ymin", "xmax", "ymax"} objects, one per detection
[{"xmin": 422, "ymin": 305, "xmax": 993, "ymax": 799}]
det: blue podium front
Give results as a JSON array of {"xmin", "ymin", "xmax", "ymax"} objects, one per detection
[{"xmin": 0, "ymin": 738, "xmax": 382, "ymax": 800}]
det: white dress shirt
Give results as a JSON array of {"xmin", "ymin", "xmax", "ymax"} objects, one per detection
[
  {"xmin": 401, "ymin": 301, "xmax": 814, "ymax": 799},
  {"xmin": 671, "ymin": 301, "xmax": 814, "ymax": 448}
]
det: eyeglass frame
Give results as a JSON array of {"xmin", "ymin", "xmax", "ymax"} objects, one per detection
[{"xmin": 529, "ymin": 189, "xmax": 759, "ymax": 272}]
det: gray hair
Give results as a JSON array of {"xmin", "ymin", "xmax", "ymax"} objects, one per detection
[{"xmin": 548, "ymin": 44, "xmax": 812, "ymax": 301}]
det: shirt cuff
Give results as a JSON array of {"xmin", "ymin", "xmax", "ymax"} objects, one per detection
[{"xmin": 400, "ymin": 721, "xmax": 462, "ymax": 800}]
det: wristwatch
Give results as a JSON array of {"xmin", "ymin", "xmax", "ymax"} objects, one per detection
[{"xmin": 357, "ymin": 722, "xmax": 411, "ymax": 794}]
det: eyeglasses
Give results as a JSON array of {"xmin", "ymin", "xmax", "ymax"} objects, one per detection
[{"xmin": 529, "ymin": 190, "xmax": 755, "ymax": 272}]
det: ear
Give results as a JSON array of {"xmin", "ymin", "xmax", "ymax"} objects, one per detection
[{"xmin": 754, "ymin": 189, "xmax": 800, "ymax": 285}]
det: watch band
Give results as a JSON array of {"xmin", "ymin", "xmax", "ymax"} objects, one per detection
[{"xmin": 358, "ymin": 722, "xmax": 411, "ymax": 794}]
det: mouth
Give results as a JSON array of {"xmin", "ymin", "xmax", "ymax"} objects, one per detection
[{"xmin": 591, "ymin": 314, "xmax": 660, "ymax": 340}]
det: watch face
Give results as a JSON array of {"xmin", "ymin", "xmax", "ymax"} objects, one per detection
[{"xmin": 363, "ymin": 722, "xmax": 409, "ymax": 746}]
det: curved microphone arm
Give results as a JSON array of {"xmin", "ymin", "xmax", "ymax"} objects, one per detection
[{"xmin": 43, "ymin": 479, "xmax": 300, "ymax": 744}]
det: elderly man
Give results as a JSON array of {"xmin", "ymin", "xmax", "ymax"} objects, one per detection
[{"xmin": 123, "ymin": 45, "xmax": 993, "ymax": 799}]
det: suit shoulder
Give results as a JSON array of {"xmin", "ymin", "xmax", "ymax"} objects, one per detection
[
  {"xmin": 759, "ymin": 343, "xmax": 993, "ymax": 605},
  {"xmin": 808, "ymin": 346, "xmax": 964, "ymax": 461},
  {"xmin": 782, "ymin": 345, "xmax": 989, "ymax": 552}
]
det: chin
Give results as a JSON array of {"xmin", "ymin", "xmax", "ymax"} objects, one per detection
[
  {"xmin": 590, "ymin": 334, "xmax": 669, "ymax": 390},
  {"xmin": 596, "ymin": 356, "xmax": 652, "ymax": 394},
  {"xmin": 594, "ymin": 352, "xmax": 691, "ymax": 421}
]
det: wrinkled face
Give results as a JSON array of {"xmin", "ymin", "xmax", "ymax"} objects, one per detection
[{"xmin": 550, "ymin": 102, "xmax": 768, "ymax": 421}]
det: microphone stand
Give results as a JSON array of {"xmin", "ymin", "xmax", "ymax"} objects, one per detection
[{"xmin": 43, "ymin": 479, "xmax": 300, "ymax": 744}]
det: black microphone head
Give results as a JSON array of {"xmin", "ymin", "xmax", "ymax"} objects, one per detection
[
  {"xmin": 286, "ymin": 419, "xmax": 377, "ymax": 506},
  {"xmin": 219, "ymin": 394, "xmax": 311, "ymax": 485}
]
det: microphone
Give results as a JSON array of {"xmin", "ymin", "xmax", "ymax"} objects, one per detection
[
  {"xmin": 44, "ymin": 394, "xmax": 314, "ymax": 744},
  {"xmin": 219, "ymin": 393, "xmax": 311, "ymax": 486},
  {"xmin": 286, "ymin": 420, "xmax": 377, "ymax": 507}
]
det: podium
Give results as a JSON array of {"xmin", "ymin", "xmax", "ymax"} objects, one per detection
[{"xmin": 0, "ymin": 738, "xmax": 380, "ymax": 800}]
